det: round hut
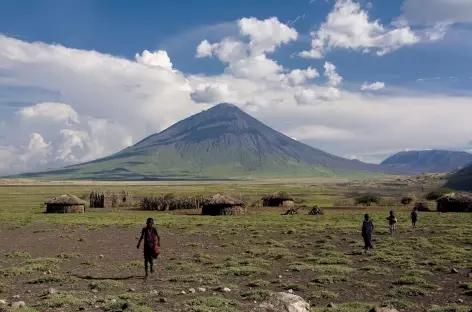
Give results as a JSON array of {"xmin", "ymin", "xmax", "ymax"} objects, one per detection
[
  {"xmin": 46, "ymin": 195, "xmax": 86, "ymax": 213},
  {"xmin": 308, "ymin": 205, "xmax": 324, "ymax": 215},
  {"xmin": 437, "ymin": 192, "xmax": 472, "ymax": 212},
  {"xmin": 414, "ymin": 202, "xmax": 430, "ymax": 212},
  {"xmin": 201, "ymin": 194, "xmax": 245, "ymax": 216},
  {"xmin": 261, "ymin": 191, "xmax": 294, "ymax": 207}
]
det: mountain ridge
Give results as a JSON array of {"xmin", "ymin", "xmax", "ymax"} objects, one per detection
[
  {"xmin": 381, "ymin": 149, "xmax": 472, "ymax": 174},
  {"xmin": 6, "ymin": 103, "xmax": 407, "ymax": 180}
]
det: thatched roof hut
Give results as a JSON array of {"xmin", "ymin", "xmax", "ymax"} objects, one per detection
[
  {"xmin": 46, "ymin": 195, "xmax": 86, "ymax": 213},
  {"xmin": 308, "ymin": 206, "xmax": 324, "ymax": 215},
  {"xmin": 414, "ymin": 202, "xmax": 430, "ymax": 212},
  {"xmin": 261, "ymin": 191, "xmax": 294, "ymax": 207},
  {"xmin": 437, "ymin": 192, "xmax": 472, "ymax": 212},
  {"xmin": 202, "ymin": 194, "xmax": 245, "ymax": 216},
  {"xmin": 90, "ymin": 190, "xmax": 132, "ymax": 208}
]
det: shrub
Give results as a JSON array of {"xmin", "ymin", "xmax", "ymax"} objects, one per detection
[
  {"xmin": 425, "ymin": 188, "xmax": 453, "ymax": 201},
  {"xmin": 355, "ymin": 194, "xmax": 382, "ymax": 206},
  {"xmin": 139, "ymin": 194, "xmax": 206, "ymax": 211},
  {"xmin": 401, "ymin": 196, "xmax": 413, "ymax": 207}
]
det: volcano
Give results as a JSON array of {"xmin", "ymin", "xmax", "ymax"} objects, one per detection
[{"xmin": 11, "ymin": 103, "xmax": 404, "ymax": 180}]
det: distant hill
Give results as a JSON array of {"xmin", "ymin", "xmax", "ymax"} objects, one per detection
[
  {"xmin": 381, "ymin": 150, "xmax": 472, "ymax": 174},
  {"xmin": 444, "ymin": 163, "xmax": 472, "ymax": 191},
  {"xmin": 8, "ymin": 103, "xmax": 406, "ymax": 181}
]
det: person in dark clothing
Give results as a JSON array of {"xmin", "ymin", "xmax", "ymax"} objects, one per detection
[
  {"xmin": 411, "ymin": 208, "xmax": 418, "ymax": 228},
  {"xmin": 361, "ymin": 214, "xmax": 374, "ymax": 253},
  {"xmin": 137, "ymin": 218, "xmax": 160, "ymax": 278},
  {"xmin": 386, "ymin": 210, "xmax": 397, "ymax": 235}
]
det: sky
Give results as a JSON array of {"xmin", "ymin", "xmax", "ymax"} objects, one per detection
[{"xmin": 1, "ymin": 0, "xmax": 472, "ymax": 175}]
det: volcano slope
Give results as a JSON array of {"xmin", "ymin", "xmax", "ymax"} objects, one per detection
[{"xmin": 11, "ymin": 103, "xmax": 404, "ymax": 180}]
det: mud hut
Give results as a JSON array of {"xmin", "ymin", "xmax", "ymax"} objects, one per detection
[
  {"xmin": 89, "ymin": 190, "xmax": 132, "ymax": 208},
  {"xmin": 437, "ymin": 192, "xmax": 472, "ymax": 212},
  {"xmin": 262, "ymin": 191, "xmax": 294, "ymax": 207},
  {"xmin": 201, "ymin": 194, "xmax": 245, "ymax": 216},
  {"xmin": 414, "ymin": 202, "xmax": 430, "ymax": 212},
  {"xmin": 308, "ymin": 206, "xmax": 324, "ymax": 215},
  {"xmin": 46, "ymin": 195, "xmax": 86, "ymax": 213}
]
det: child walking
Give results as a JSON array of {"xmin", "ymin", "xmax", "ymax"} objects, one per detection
[
  {"xmin": 361, "ymin": 214, "xmax": 374, "ymax": 253},
  {"xmin": 137, "ymin": 218, "xmax": 160, "ymax": 278},
  {"xmin": 411, "ymin": 208, "xmax": 418, "ymax": 228},
  {"xmin": 386, "ymin": 210, "xmax": 397, "ymax": 235}
]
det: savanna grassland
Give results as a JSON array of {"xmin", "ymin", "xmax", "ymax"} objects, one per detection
[{"xmin": 0, "ymin": 175, "xmax": 471, "ymax": 312}]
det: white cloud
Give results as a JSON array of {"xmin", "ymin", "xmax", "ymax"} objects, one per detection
[
  {"xmin": 135, "ymin": 50, "xmax": 173, "ymax": 70},
  {"xmin": 238, "ymin": 17, "xmax": 298, "ymax": 55},
  {"xmin": 324, "ymin": 62, "xmax": 343, "ymax": 87},
  {"xmin": 226, "ymin": 54, "xmax": 283, "ymax": 80},
  {"xmin": 423, "ymin": 22, "xmax": 450, "ymax": 41},
  {"xmin": 284, "ymin": 67, "xmax": 319, "ymax": 85},
  {"xmin": 300, "ymin": 0, "xmax": 420, "ymax": 58},
  {"xmin": 0, "ymin": 12, "xmax": 466, "ymax": 175},
  {"xmin": 361, "ymin": 81, "xmax": 385, "ymax": 91},
  {"xmin": 190, "ymin": 83, "xmax": 237, "ymax": 104},
  {"xmin": 17, "ymin": 102, "xmax": 79, "ymax": 124},
  {"xmin": 294, "ymin": 87, "xmax": 342, "ymax": 105},
  {"xmin": 195, "ymin": 40, "xmax": 218, "ymax": 58}
]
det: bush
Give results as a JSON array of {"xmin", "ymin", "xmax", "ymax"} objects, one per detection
[
  {"xmin": 378, "ymin": 197, "xmax": 398, "ymax": 207},
  {"xmin": 401, "ymin": 196, "xmax": 413, "ymax": 207},
  {"xmin": 139, "ymin": 194, "xmax": 206, "ymax": 211},
  {"xmin": 355, "ymin": 194, "xmax": 382, "ymax": 206},
  {"xmin": 425, "ymin": 188, "xmax": 453, "ymax": 201}
]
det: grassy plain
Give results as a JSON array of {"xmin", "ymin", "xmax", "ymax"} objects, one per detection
[{"xmin": 0, "ymin": 175, "xmax": 471, "ymax": 312}]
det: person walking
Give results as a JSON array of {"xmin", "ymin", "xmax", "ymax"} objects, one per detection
[
  {"xmin": 137, "ymin": 218, "xmax": 160, "ymax": 278},
  {"xmin": 411, "ymin": 207, "xmax": 418, "ymax": 228},
  {"xmin": 386, "ymin": 210, "xmax": 397, "ymax": 235},
  {"xmin": 361, "ymin": 214, "xmax": 374, "ymax": 253}
]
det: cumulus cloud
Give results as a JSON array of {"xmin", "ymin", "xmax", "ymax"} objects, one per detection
[
  {"xmin": 226, "ymin": 54, "xmax": 283, "ymax": 80},
  {"xmin": 17, "ymin": 102, "xmax": 79, "ymax": 124},
  {"xmin": 135, "ymin": 50, "xmax": 173, "ymax": 69},
  {"xmin": 284, "ymin": 67, "xmax": 319, "ymax": 85},
  {"xmin": 324, "ymin": 62, "xmax": 343, "ymax": 87},
  {"xmin": 294, "ymin": 87, "xmax": 342, "ymax": 105},
  {"xmin": 190, "ymin": 83, "xmax": 237, "ymax": 104},
  {"xmin": 195, "ymin": 40, "xmax": 217, "ymax": 58},
  {"xmin": 361, "ymin": 81, "xmax": 385, "ymax": 91},
  {"xmin": 300, "ymin": 0, "xmax": 420, "ymax": 58},
  {"xmin": 238, "ymin": 17, "xmax": 298, "ymax": 55},
  {"xmin": 0, "ymin": 10, "xmax": 466, "ymax": 174}
]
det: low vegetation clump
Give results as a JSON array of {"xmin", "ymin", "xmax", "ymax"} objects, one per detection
[
  {"xmin": 139, "ymin": 194, "xmax": 206, "ymax": 211},
  {"xmin": 0, "ymin": 179, "xmax": 471, "ymax": 311},
  {"xmin": 88, "ymin": 279, "xmax": 123, "ymax": 291},
  {"xmin": 185, "ymin": 296, "xmax": 239, "ymax": 312}
]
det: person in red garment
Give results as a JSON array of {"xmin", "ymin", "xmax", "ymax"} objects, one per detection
[{"xmin": 137, "ymin": 218, "xmax": 160, "ymax": 278}]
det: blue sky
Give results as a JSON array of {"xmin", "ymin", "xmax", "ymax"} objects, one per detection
[
  {"xmin": 2, "ymin": 0, "xmax": 470, "ymax": 86},
  {"xmin": 1, "ymin": 0, "xmax": 472, "ymax": 173}
]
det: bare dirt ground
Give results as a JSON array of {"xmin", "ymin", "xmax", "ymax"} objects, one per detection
[
  {"xmin": 0, "ymin": 176, "xmax": 469, "ymax": 312},
  {"xmin": 1, "ymin": 208, "xmax": 471, "ymax": 312}
]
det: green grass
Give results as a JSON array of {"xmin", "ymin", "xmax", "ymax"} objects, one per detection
[
  {"xmin": 5, "ymin": 251, "xmax": 31, "ymax": 258},
  {"xmin": 28, "ymin": 275, "xmax": 74, "ymax": 284},
  {"xmin": 0, "ymin": 177, "xmax": 470, "ymax": 312},
  {"xmin": 88, "ymin": 279, "xmax": 123, "ymax": 291},
  {"xmin": 185, "ymin": 296, "xmax": 239, "ymax": 312}
]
